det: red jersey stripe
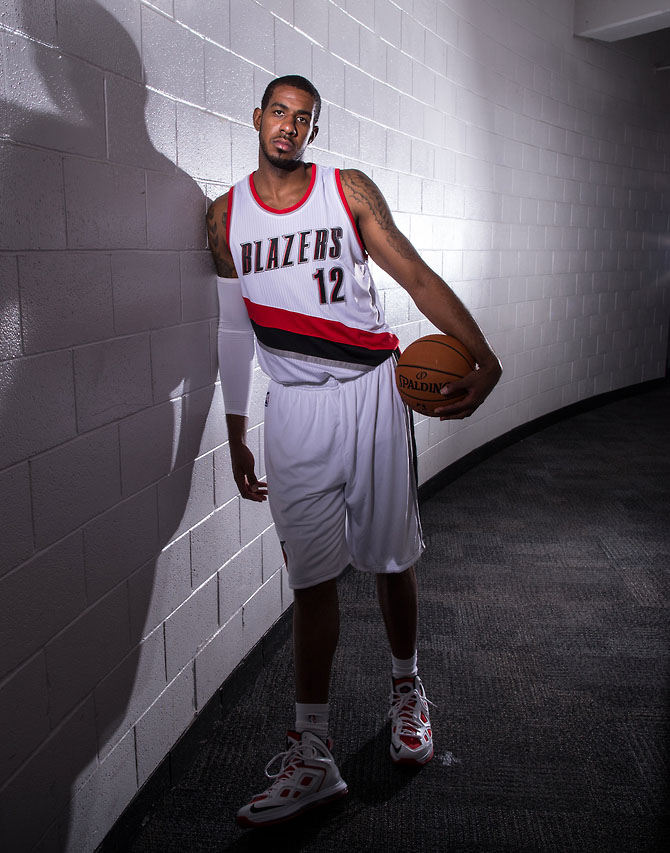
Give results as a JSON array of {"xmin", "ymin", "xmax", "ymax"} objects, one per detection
[
  {"xmin": 243, "ymin": 298, "xmax": 399, "ymax": 351},
  {"xmin": 226, "ymin": 187, "xmax": 233, "ymax": 246}
]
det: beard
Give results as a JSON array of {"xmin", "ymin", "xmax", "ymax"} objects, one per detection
[{"xmin": 259, "ymin": 132, "xmax": 305, "ymax": 171}]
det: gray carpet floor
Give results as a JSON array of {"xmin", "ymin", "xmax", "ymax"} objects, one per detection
[{"xmin": 128, "ymin": 382, "xmax": 670, "ymax": 853}]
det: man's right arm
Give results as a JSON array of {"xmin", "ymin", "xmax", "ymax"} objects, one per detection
[
  {"xmin": 206, "ymin": 194, "xmax": 237, "ymax": 278},
  {"xmin": 207, "ymin": 195, "xmax": 267, "ymax": 502}
]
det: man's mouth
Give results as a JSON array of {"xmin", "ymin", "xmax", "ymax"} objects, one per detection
[{"xmin": 273, "ymin": 137, "xmax": 294, "ymax": 152}]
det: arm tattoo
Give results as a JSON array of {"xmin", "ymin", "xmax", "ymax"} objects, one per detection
[
  {"xmin": 206, "ymin": 201, "xmax": 238, "ymax": 278},
  {"xmin": 340, "ymin": 170, "xmax": 417, "ymax": 262},
  {"xmin": 206, "ymin": 206, "xmax": 220, "ymax": 250}
]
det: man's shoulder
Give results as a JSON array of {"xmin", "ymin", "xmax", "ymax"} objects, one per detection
[
  {"xmin": 337, "ymin": 169, "xmax": 381, "ymax": 212},
  {"xmin": 207, "ymin": 190, "xmax": 230, "ymax": 219},
  {"xmin": 338, "ymin": 167, "xmax": 368, "ymax": 182},
  {"xmin": 337, "ymin": 168, "xmax": 376, "ymax": 190}
]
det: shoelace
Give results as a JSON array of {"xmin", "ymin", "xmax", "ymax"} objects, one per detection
[
  {"xmin": 264, "ymin": 739, "xmax": 316, "ymax": 781},
  {"xmin": 388, "ymin": 688, "xmax": 437, "ymax": 732}
]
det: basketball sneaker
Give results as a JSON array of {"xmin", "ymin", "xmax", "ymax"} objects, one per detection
[
  {"xmin": 388, "ymin": 675, "xmax": 434, "ymax": 765},
  {"xmin": 236, "ymin": 730, "xmax": 348, "ymax": 827}
]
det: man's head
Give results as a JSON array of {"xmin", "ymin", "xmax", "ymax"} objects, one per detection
[
  {"xmin": 261, "ymin": 75, "xmax": 321, "ymax": 123},
  {"xmin": 254, "ymin": 76, "xmax": 321, "ymax": 171}
]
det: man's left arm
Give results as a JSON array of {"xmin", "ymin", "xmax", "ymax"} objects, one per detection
[{"xmin": 340, "ymin": 169, "xmax": 502, "ymax": 419}]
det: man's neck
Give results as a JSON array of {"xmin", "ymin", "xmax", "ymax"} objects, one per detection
[{"xmin": 252, "ymin": 160, "xmax": 313, "ymax": 209}]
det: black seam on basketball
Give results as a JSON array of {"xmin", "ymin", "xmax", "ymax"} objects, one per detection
[
  {"xmin": 397, "ymin": 364, "xmax": 466, "ymax": 379},
  {"xmin": 404, "ymin": 339, "xmax": 475, "ymax": 370},
  {"xmin": 399, "ymin": 391, "xmax": 463, "ymax": 403},
  {"xmin": 406, "ymin": 346, "xmax": 474, "ymax": 369}
]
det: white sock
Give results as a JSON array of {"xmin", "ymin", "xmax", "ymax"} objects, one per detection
[
  {"xmin": 392, "ymin": 651, "xmax": 418, "ymax": 680},
  {"xmin": 295, "ymin": 702, "xmax": 329, "ymax": 739}
]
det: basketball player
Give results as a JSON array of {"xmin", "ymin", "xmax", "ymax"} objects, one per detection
[{"xmin": 207, "ymin": 75, "xmax": 501, "ymax": 827}]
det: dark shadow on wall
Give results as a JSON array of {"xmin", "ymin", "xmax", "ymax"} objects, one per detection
[{"xmin": 0, "ymin": 2, "xmax": 215, "ymax": 849}]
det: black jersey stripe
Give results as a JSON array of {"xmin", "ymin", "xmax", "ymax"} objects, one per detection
[{"xmin": 250, "ymin": 319, "xmax": 395, "ymax": 367}]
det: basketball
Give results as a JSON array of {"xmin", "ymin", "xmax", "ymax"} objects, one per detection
[{"xmin": 395, "ymin": 334, "xmax": 476, "ymax": 416}]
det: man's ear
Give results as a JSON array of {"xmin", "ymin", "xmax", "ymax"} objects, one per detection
[
  {"xmin": 308, "ymin": 124, "xmax": 319, "ymax": 145},
  {"xmin": 253, "ymin": 107, "xmax": 262, "ymax": 131}
]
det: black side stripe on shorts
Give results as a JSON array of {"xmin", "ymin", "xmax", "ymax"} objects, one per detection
[{"xmin": 392, "ymin": 349, "xmax": 419, "ymax": 487}]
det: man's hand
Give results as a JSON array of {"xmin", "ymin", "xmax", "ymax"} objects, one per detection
[
  {"xmin": 433, "ymin": 359, "xmax": 502, "ymax": 420},
  {"xmin": 229, "ymin": 441, "xmax": 268, "ymax": 502},
  {"xmin": 226, "ymin": 414, "xmax": 267, "ymax": 502}
]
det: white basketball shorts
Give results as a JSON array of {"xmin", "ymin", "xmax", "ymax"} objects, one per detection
[{"xmin": 263, "ymin": 356, "xmax": 425, "ymax": 590}]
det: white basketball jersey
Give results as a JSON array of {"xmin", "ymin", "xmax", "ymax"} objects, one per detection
[{"xmin": 227, "ymin": 164, "xmax": 399, "ymax": 385}]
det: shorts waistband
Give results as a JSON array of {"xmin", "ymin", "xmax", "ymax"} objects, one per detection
[{"xmin": 271, "ymin": 358, "xmax": 393, "ymax": 393}]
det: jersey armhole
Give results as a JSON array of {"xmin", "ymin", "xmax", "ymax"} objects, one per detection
[{"xmin": 335, "ymin": 169, "xmax": 367, "ymax": 258}]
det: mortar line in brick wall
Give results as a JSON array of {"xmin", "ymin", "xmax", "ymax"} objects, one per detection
[
  {"xmin": 24, "ymin": 456, "xmax": 38, "ymax": 562},
  {"xmin": 188, "ymin": 524, "xmax": 195, "ymax": 592},
  {"xmin": 0, "ymin": 22, "xmax": 59, "ymax": 52},
  {"xmin": 264, "ymin": 8, "xmax": 297, "ymax": 30},
  {"xmin": 183, "ymin": 564, "xmax": 226, "ymax": 606},
  {"xmin": 60, "ymin": 153, "xmax": 71, "ymax": 251},
  {"xmin": 12, "ymin": 485, "xmax": 166, "ymax": 594},
  {"xmin": 325, "ymin": 0, "xmax": 428, "ymax": 43},
  {"xmin": 290, "ymin": 23, "xmax": 324, "ymax": 49},
  {"xmin": 0, "ymin": 643, "xmax": 45, "ymax": 695},
  {"xmin": 142, "ymin": 169, "xmax": 150, "ymax": 253},
  {"xmin": 215, "ymin": 560, "xmax": 221, "ymax": 626},
  {"xmin": 69, "ymin": 351, "xmax": 84, "ymax": 441},
  {"xmin": 0, "ymin": 663, "xmax": 108, "ymax": 794},
  {"xmin": 161, "ymin": 622, "xmax": 168, "ymax": 683},
  {"xmin": 139, "ymin": 1, "xmax": 177, "ymax": 25},
  {"xmin": 21, "ymin": 318, "xmax": 213, "ymax": 358},
  {"xmin": 226, "ymin": 0, "xmax": 232, "ymax": 62},
  {"xmin": 148, "ymin": 0, "xmax": 285, "ymax": 62},
  {"xmin": 142, "ymin": 82, "xmax": 251, "ymax": 121},
  {"xmin": 0, "ymin": 22, "xmax": 147, "ymax": 89},
  {"xmin": 219, "ymin": 530, "xmax": 266, "ymax": 572},
  {"xmin": 0, "ymin": 136, "xmax": 187, "ymax": 178},
  {"xmin": 190, "ymin": 659, "xmax": 198, "ymax": 721},
  {"xmin": 332, "ymin": 49, "xmax": 452, "ymax": 109},
  {"xmin": 132, "ymin": 726, "xmax": 140, "ymax": 790},
  {"xmin": 102, "ymin": 76, "xmax": 110, "ymax": 162}
]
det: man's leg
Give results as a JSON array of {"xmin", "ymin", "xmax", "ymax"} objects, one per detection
[
  {"xmin": 377, "ymin": 565, "xmax": 433, "ymax": 765},
  {"xmin": 237, "ymin": 576, "xmax": 347, "ymax": 827},
  {"xmin": 376, "ymin": 565, "xmax": 418, "ymax": 658},
  {"xmin": 293, "ymin": 577, "xmax": 340, "ymax": 703}
]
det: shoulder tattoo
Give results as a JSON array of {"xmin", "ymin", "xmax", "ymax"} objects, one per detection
[
  {"xmin": 339, "ymin": 170, "xmax": 417, "ymax": 262},
  {"xmin": 206, "ymin": 202, "xmax": 237, "ymax": 278}
]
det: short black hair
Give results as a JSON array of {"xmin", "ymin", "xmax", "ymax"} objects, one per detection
[{"xmin": 260, "ymin": 75, "xmax": 321, "ymax": 123}]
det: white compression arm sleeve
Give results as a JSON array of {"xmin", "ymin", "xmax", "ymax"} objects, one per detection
[{"xmin": 216, "ymin": 275, "xmax": 255, "ymax": 417}]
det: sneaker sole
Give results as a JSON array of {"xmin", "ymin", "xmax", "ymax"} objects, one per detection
[
  {"xmin": 237, "ymin": 784, "xmax": 348, "ymax": 828},
  {"xmin": 390, "ymin": 745, "xmax": 434, "ymax": 766}
]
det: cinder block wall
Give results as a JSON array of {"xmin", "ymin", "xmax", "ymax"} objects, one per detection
[{"xmin": 0, "ymin": 0, "xmax": 667, "ymax": 849}]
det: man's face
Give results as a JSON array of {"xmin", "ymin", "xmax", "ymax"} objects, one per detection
[{"xmin": 254, "ymin": 85, "xmax": 319, "ymax": 170}]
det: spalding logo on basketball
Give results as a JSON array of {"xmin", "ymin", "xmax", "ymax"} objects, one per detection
[{"xmin": 395, "ymin": 334, "xmax": 476, "ymax": 416}]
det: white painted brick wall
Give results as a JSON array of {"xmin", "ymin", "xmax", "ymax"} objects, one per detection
[{"xmin": 0, "ymin": 0, "xmax": 668, "ymax": 849}]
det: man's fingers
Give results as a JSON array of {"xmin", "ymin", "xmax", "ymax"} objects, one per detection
[{"xmin": 239, "ymin": 478, "xmax": 268, "ymax": 501}]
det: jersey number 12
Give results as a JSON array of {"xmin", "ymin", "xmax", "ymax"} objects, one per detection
[{"xmin": 313, "ymin": 266, "xmax": 345, "ymax": 304}]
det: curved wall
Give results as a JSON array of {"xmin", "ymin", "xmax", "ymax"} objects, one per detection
[{"xmin": 0, "ymin": 1, "xmax": 668, "ymax": 850}]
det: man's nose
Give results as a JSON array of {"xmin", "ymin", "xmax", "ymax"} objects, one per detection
[{"xmin": 280, "ymin": 117, "xmax": 297, "ymax": 135}]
